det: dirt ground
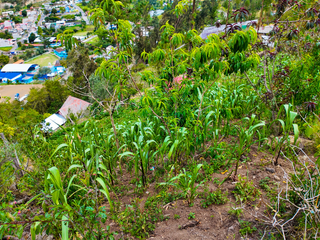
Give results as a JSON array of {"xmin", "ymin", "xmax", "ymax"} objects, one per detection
[
  {"xmin": 0, "ymin": 84, "xmax": 42, "ymax": 102},
  {"xmin": 12, "ymin": 137, "xmax": 317, "ymax": 240},
  {"xmin": 102, "ymin": 141, "xmax": 317, "ymax": 240}
]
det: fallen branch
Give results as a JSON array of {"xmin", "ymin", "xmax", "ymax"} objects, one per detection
[{"xmin": 9, "ymin": 197, "xmax": 29, "ymax": 206}]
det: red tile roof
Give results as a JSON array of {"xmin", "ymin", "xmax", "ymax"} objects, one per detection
[
  {"xmin": 55, "ymin": 48, "xmax": 65, "ymax": 53},
  {"xmin": 24, "ymin": 44, "xmax": 44, "ymax": 47},
  {"xmin": 58, "ymin": 96, "xmax": 91, "ymax": 118}
]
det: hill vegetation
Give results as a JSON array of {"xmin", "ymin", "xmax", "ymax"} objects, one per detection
[{"xmin": 1, "ymin": 0, "xmax": 320, "ymax": 239}]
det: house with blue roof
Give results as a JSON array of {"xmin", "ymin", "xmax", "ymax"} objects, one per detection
[
  {"xmin": 54, "ymin": 48, "xmax": 68, "ymax": 59},
  {"xmin": 49, "ymin": 60, "xmax": 65, "ymax": 77},
  {"xmin": 0, "ymin": 64, "xmax": 39, "ymax": 83}
]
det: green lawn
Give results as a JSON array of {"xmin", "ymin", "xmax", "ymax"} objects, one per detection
[
  {"xmin": 0, "ymin": 46, "xmax": 13, "ymax": 51},
  {"xmin": 86, "ymin": 36, "xmax": 99, "ymax": 45},
  {"xmin": 86, "ymin": 25, "xmax": 95, "ymax": 31},
  {"xmin": 25, "ymin": 53, "xmax": 59, "ymax": 67},
  {"xmin": 73, "ymin": 31, "xmax": 89, "ymax": 36}
]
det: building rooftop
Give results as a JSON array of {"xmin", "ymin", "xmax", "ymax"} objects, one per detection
[
  {"xmin": 58, "ymin": 96, "xmax": 91, "ymax": 118},
  {"xmin": 0, "ymin": 72, "xmax": 22, "ymax": 80},
  {"xmin": 200, "ymin": 20, "xmax": 258, "ymax": 39},
  {"xmin": 55, "ymin": 48, "xmax": 65, "ymax": 53},
  {"xmin": 54, "ymin": 60, "xmax": 61, "ymax": 67},
  {"xmin": 41, "ymin": 113, "xmax": 67, "ymax": 131},
  {"xmin": 1, "ymin": 64, "xmax": 38, "ymax": 73}
]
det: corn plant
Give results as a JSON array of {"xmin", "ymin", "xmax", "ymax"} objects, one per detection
[
  {"xmin": 99, "ymin": 134, "xmax": 125, "ymax": 185},
  {"xmin": 168, "ymin": 127, "xmax": 191, "ymax": 165},
  {"xmin": 229, "ymin": 114, "xmax": 266, "ymax": 180},
  {"xmin": 272, "ymin": 104, "xmax": 299, "ymax": 165},
  {"xmin": 42, "ymin": 167, "xmax": 73, "ymax": 240},
  {"xmin": 121, "ymin": 135, "xmax": 157, "ymax": 187},
  {"xmin": 160, "ymin": 164, "xmax": 204, "ymax": 204},
  {"xmin": 158, "ymin": 135, "xmax": 172, "ymax": 166}
]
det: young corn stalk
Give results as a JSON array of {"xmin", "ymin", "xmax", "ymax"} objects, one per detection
[{"xmin": 160, "ymin": 164, "xmax": 204, "ymax": 205}]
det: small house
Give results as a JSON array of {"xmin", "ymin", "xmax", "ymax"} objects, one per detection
[
  {"xmin": 54, "ymin": 48, "xmax": 68, "ymax": 59},
  {"xmin": 41, "ymin": 96, "xmax": 91, "ymax": 132},
  {"xmin": 50, "ymin": 60, "xmax": 65, "ymax": 76}
]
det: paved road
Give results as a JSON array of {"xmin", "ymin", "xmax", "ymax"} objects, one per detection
[{"xmin": 72, "ymin": 0, "xmax": 90, "ymax": 25}]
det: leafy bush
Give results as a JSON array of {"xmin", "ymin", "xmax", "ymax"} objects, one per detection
[
  {"xmin": 233, "ymin": 175, "xmax": 261, "ymax": 203},
  {"xmin": 239, "ymin": 220, "xmax": 257, "ymax": 236},
  {"xmin": 201, "ymin": 189, "xmax": 228, "ymax": 208},
  {"xmin": 116, "ymin": 198, "xmax": 163, "ymax": 238}
]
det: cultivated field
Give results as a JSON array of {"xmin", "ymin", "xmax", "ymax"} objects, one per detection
[
  {"xmin": 25, "ymin": 53, "xmax": 59, "ymax": 67},
  {"xmin": 0, "ymin": 84, "xmax": 42, "ymax": 102}
]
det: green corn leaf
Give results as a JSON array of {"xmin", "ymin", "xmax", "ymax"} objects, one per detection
[
  {"xmin": 293, "ymin": 124, "xmax": 299, "ymax": 145},
  {"xmin": 289, "ymin": 111, "xmax": 298, "ymax": 126},
  {"xmin": 66, "ymin": 175, "xmax": 77, "ymax": 196},
  {"xmin": 49, "ymin": 143, "xmax": 68, "ymax": 160},
  {"xmin": 97, "ymin": 177, "xmax": 114, "ymax": 212},
  {"xmin": 62, "ymin": 215, "xmax": 69, "ymax": 240},
  {"xmin": 67, "ymin": 164, "xmax": 83, "ymax": 174},
  {"xmin": 31, "ymin": 222, "xmax": 40, "ymax": 240},
  {"xmin": 47, "ymin": 167, "xmax": 63, "ymax": 189},
  {"xmin": 277, "ymin": 119, "xmax": 285, "ymax": 132}
]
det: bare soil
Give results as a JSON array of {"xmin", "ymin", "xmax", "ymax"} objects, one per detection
[
  {"xmin": 0, "ymin": 84, "xmax": 42, "ymax": 102},
  {"xmin": 101, "ymin": 142, "xmax": 317, "ymax": 240}
]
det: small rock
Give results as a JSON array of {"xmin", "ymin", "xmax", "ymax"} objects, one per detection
[
  {"xmin": 228, "ymin": 225, "xmax": 235, "ymax": 231},
  {"xmin": 274, "ymin": 175, "xmax": 280, "ymax": 181},
  {"xmin": 266, "ymin": 167, "xmax": 275, "ymax": 173},
  {"xmin": 253, "ymin": 176, "xmax": 256, "ymax": 179},
  {"xmin": 146, "ymin": 191, "xmax": 149, "ymax": 194}
]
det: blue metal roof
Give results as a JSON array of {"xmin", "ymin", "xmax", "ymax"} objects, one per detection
[{"xmin": 0, "ymin": 72, "xmax": 21, "ymax": 80}]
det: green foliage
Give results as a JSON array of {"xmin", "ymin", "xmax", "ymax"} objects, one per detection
[
  {"xmin": 26, "ymin": 79, "xmax": 70, "ymax": 114},
  {"xmin": 0, "ymin": 30, "xmax": 13, "ymax": 39},
  {"xmin": 2, "ymin": 1, "xmax": 320, "ymax": 239},
  {"xmin": 239, "ymin": 220, "xmax": 257, "ymax": 236},
  {"xmin": 29, "ymin": 33, "xmax": 36, "ymax": 43},
  {"xmin": 117, "ymin": 198, "xmax": 163, "ymax": 238},
  {"xmin": 200, "ymin": 189, "xmax": 228, "ymax": 208},
  {"xmin": 233, "ymin": 175, "xmax": 261, "ymax": 203},
  {"xmin": 160, "ymin": 164, "xmax": 204, "ymax": 204},
  {"xmin": 0, "ymin": 55, "xmax": 9, "ymax": 67},
  {"xmin": 228, "ymin": 206, "xmax": 243, "ymax": 218},
  {"xmin": 188, "ymin": 212, "xmax": 195, "ymax": 219},
  {"xmin": 271, "ymin": 104, "xmax": 299, "ymax": 165}
]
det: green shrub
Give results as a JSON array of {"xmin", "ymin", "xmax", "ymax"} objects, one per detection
[
  {"xmin": 233, "ymin": 175, "xmax": 261, "ymax": 203},
  {"xmin": 239, "ymin": 220, "xmax": 257, "ymax": 236},
  {"xmin": 201, "ymin": 189, "xmax": 228, "ymax": 208}
]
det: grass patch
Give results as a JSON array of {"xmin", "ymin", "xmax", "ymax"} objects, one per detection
[
  {"xmin": 25, "ymin": 53, "xmax": 59, "ymax": 67},
  {"xmin": 87, "ymin": 36, "xmax": 99, "ymax": 45},
  {"xmin": 0, "ymin": 46, "xmax": 13, "ymax": 51},
  {"xmin": 73, "ymin": 31, "xmax": 89, "ymax": 36},
  {"xmin": 86, "ymin": 25, "xmax": 95, "ymax": 31}
]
